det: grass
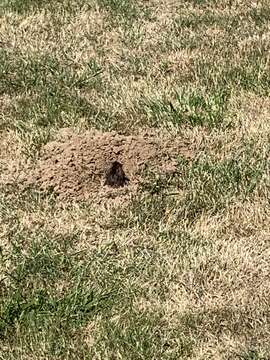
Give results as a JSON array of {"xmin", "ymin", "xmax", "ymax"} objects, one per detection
[
  {"xmin": 0, "ymin": 0, "xmax": 270, "ymax": 359},
  {"xmin": 139, "ymin": 87, "xmax": 231, "ymax": 128}
]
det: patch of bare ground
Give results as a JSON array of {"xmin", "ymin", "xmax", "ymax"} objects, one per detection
[{"xmin": 10, "ymin": 129, "xmax": 192, "ymax": 200}]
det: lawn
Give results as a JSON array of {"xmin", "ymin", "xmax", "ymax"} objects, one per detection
[{"xmin": 0, "ymin": 0, "xmax": 269, "ymax": 359}]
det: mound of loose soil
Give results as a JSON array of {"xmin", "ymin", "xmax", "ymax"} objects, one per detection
[{"xmin": 17, "ymin": 129, "xmax": 192, "ymax": 200}]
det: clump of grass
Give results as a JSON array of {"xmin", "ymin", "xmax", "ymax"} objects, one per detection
[
  {"xmin": 0, "ymin": 51, "xmax": 114, "ymax": 155},
  {"xmin": 177, "ymin": 154, "xmax": 266, "ymax": 221},
  {"xmin": 0, "ymin": 0, "xmax": 50, "ymax": 13},
  {"xmin": 140, "ymin": 88, "xmax": 231, "ymax": 128},
  {"xmin": 97, "ymin": 0, "xmax": 139, "ymax": 20},
  {"xmin": 0, "ymin": 228, "xmax": 115, "ymax": 356}
]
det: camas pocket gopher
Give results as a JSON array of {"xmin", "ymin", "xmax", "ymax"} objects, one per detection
[{"xmin": 104, "ymin": 161, "xmax": 129, "ymax": 188}]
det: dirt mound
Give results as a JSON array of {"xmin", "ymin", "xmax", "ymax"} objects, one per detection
[{"xmin": 18, "ymin": 129, "xmax": 192, "ymax": 200}]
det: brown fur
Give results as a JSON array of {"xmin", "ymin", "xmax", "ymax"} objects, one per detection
[{"xmin": 104, "ymin": 161, "xmax": 129, "ymax": 188}]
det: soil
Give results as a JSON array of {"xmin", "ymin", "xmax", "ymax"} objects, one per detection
[{"xmin": 7, "ymin": 129, "xmax": 193, "ymax": 200}]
